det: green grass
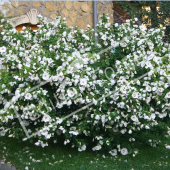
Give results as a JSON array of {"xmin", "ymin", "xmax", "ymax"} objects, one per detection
[{"xmin": 0, "ymin": 136, "xmax": 170, "ymax": 170}]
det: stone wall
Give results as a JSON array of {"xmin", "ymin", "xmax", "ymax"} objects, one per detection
[{"xmin": 0, "ymin": 1, "xmax": 113, "ymax": 29}]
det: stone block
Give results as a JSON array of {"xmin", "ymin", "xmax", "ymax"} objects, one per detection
[
  {"xmin": 50, "ymin": 13, "xmax": 57, "ymax": 19},
  {"xmin": 33, "ymin": 2, "xmax": 41, "ymax": 8},
  {"xmin": 22, "ymin": 2, "xmax": 30, "ymax": 7},
  {"xmin": 73, "ymin": 1, "xmax": 79, "ymax": 11},
  {"xmin": 59, "ymin": 1, "xmax": 64, "ymax": 8},
  {"xmin": 56, "ymin": 4, "xmax": 60, "ymax": 12},
  {"xmin": 61, "ymin": 9, "xmax": 68, "ymax": 17},
  {"xmin": 81, "ymin": 3, "xmax": 89, "ymax": 13},
  {"xmin": 69, "ymin": 10, "xmax": 77, "ymax": 23},
  {"xmin": 76, "ymin": 19, "xmax": 85, "ymax": 29},
  {"xmin": 11, "ymin": 1, "xmax": 21, "ymax": 8},
  {"xmin": 7, "ymin": 10, "xmax": 15, "ymax": 17},
  {"xmin": 17, "ymin": 7, "xmax": 24, "ymax": 15},
  {"xmin": 46, "ymin": 2, "xmax": 55, "ymax": 12},
  {"xmin": 66, "ymin": 18, "xmax": 73, "ymax": 27},
  {"xmin": 65, "ymin": 1, "xmax": 72, "ymax": 10},
  {"xmin": 41, "ymin": 8, "xmax": 50, "ymax": 16}
]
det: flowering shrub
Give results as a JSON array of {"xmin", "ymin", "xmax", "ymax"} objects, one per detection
[{"xmin": 0, "ymin": 14, "xmax": 170, "ymax": 156}]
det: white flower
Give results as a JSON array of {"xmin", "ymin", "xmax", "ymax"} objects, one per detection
[
  {"xmin": 160, "ymin": 70, "xmax": 166, "ymax": 75},
  {"xmin": 101, "ymin": 34, "xmax": 107, "ymax": 40},
  {"xmin": 0, "ymin": 46, "xmax": 6, "ymax": 53},
  {"xmin": 35, "ymin": 141, "xmax": 40, "ymax": 146},
  {"xmin": 132, "ymin": 92, "xmax": 138, "ymax": 98},
  {"xmin": 134, "ymin": 18, "xmax": 138, "ymax": 21},
  {"xmin": 1, "ymin": 19, "xmax": 4, "ymax": 23},
  {"xmin": 92, "ymin": 98, "xmax": 97, "ymax": 105},
  {"xmin": 146, "ymin": 86, "xmax": 152, "ymax": 92},
  {"xmin": 42, "ymin": 72, "xmax": 50, "ymax": 80},
  {"xmin": 120, "ymin": 129, "xmax": 126, "ymax": 134},
  {"xmin": 81, "ymin": 144, "xmax": 86, "ymax": 151},
  {"xmin": 78, "ymin": 144, "xmax": 86, "ymax": 152},
  {"xmin": 0, "ymin": 130, "xmax": 7, "ymax": 136},
  {"xmin": 145, "ymin": 125, "xmax": 150, "ymax": 129},
  {"xmin": 41, "ymin": 129, "xmax": 48, "ymax": 136},
  {"xmin": 113, "ymin": 127, "xmax": 118, "ymax": 132},
  {"xmin": 165, "ymin": 145, "xmax": 170, "ymax": 149},
  {"xmin": 42, "ymin": 114, "xmax": 51, "ymax": 122},
  {"xmin": 67, "ymin": 100, "xmax": 72, "ymax": 106},
  {"xmin": 157, "ymin": 88, "xmax": 164, "ymax": 93},
  {"xmin": 131, "ymin": 115, "xmax": 138, "ymax": 122},
  {"xmin": 25, "ymin": 166, "xmax": 29, "ymax": 170},
  {"xmin": 95, "ymin": 115, "xmax": 100, "ymax": 120},
  {"xmin": 115, "ymin": 23, "xmax": 118, "ymax": 27},
  {"xmin": 52, "ymin": 76, "xmax": 58, "ymax": 81},
  {"xmin": 4, "ymin": 102, "xmax": 10, "ymax": 109},
  {"xmin": 152, "ymin": 87, "xmax": 157, "ymax": 91},
  {"xmin": 139, "ymin": 25, "xmax": 147, "ymax": 31},
  {"xmin": 25, "ymin": 93, "xmax": 32, "ymax": 100},
  {"xmin": 120, "ymin": 148, "xmax": 128, "ymax": 155},
  {"xmin": 80, "ymin": 78, "xmax": 87, "ymax": 86},
  {"xmin": 165, "ymin": 92, "xmax": 170, "ymax": 98},
  {"xmin": 148, "ymin": 54, "xmax": 154, "ymax": 60},
  {"xmin": 117, "ymin": 102, "xmax": 125, "ymax": 108},
  {"xmin": 105, "ymin": 23, "xmax": 111, "ymax": 28},
  {"xmin": 128, "ymin": 129, "xmax": 132, "ymax": 134},
  {"xmin": 69, "ymin": 131, "xmax": 79, "ymax": 136},
  {"xmin": 58, "ymin": 72, "xmax": 64, "ymax": 81},
  {"xmin": 67, "ymin": 89, "xmax": 75, "ymax": 98},
  {"xmin": 92, "ymin": 145, "xmax": 102, "ymax": 151},
  {"xmin": 109, "ymin": 149, "xmax": 117, "ymax": 156}
]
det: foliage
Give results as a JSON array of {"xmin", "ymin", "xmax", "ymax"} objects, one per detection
[
  {"xmin": 0, "ymin": 14, "xmax": 170, "ymax": 157},
  {"xmin": 117, "ymin": 1, "xmax": 170, "ymax": 41},
  {"xmin": 0, "ymin": 12, "xmax": 8, "ymax": 54}
]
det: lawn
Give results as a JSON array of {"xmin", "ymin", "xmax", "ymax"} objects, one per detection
[{"xmin": 0, "ymin": 136, "xmax": 170, "ymax": 170}]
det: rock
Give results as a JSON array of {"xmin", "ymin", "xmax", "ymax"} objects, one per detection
[
  {"xmin": 87, "ymin": 1, "xmax": 93, "ymax": 7},
  {"xmin": 56, "ymin": 4, "xmax": 60, "ymax": 12},
  {"xmin": 77, "ymin": 13, "xmax": 83, "ymax": 18},
  {"xmin": 85, "ymin": 15, "xmax": 93, "ymax": 27},
  {"xmin": 61, "ymin": 9, "xmax": 68, "ymax": 18},
  {"xmin": 33, "ymin": 2, "xmax": 41, "ymax": 8},
  {"xmin": 50, "ymin": 13, "xmax": 57, "ymax": 19},
  {"xmin": 65, "ymin": 1, "xmax": 72, "ymax": 10},
  {"xmin": 97, "ymin": 3, "xmax": 101, "ymax": 9},
  {"xmin": 46, "ymin": 2, "xmax": 55, "ymax": 12},
  {"xmin": 2, "ymin": 2, "xmax": 10, "ymax": 9},
  {"xmin": 81, "ymin": 3, "xmax": 89, "ymax": 13},
  {"xmin": 59, "ymin": 1, "xmax": 64, "ymax": 8},
  {"xmin": 69, "ymin": 10, "xmax": 77, "ymax": 23},
  {"xmin": 7, "ymin": 10, "xmax": 15, "ymax": 17},
  {"xmin": 42, "ymin": 9, "xmax": 50, "ymax": 17},
  {"xmin": 22, "ymin": 2, "xmax": 30, "ymax": 7},
  {"xmin": 76, "ymin": 19, "xmax": 85, "ymax": 29},
  {"xmin": 73, "ymin": 1, "xmax": 79, "ymax": 11},
  {"xmin": 66, "ymin": 18, "xmax": 73, "ymax": 27},
  {"xmin": 11, "ymin": 1, "xmax": 21, "ymax": 8},
  {"xmin": 17, "ymin": 8, "xmax": 24, "ymax": 15}
]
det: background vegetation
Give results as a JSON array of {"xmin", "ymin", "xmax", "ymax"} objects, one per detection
[{"xmin": 117, "ymin": 1, "xmax": 170, "ymax": 42}]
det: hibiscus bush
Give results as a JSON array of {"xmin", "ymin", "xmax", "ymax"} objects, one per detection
[{"xmin": 0, "ymin": 14, "xmax": 170, "ymax": 156}]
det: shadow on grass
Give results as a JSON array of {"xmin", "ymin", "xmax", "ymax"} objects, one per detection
[{"xmin": 0, "ymin": 136, "xmax": 170, "ymax": 170}]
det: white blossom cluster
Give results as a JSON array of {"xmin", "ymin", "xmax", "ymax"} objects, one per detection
[{"xmin": 0, "ymin": 14, "xmax": 169, "ymax": 156}]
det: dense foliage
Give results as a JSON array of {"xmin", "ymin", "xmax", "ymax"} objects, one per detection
[
  {"xmin": 0, "ymin": 14, "xmax": 170, "ymax": 156},
  {"xmin": 117, "ymin": 1, "xmax": 170, "ymax": 42}
]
